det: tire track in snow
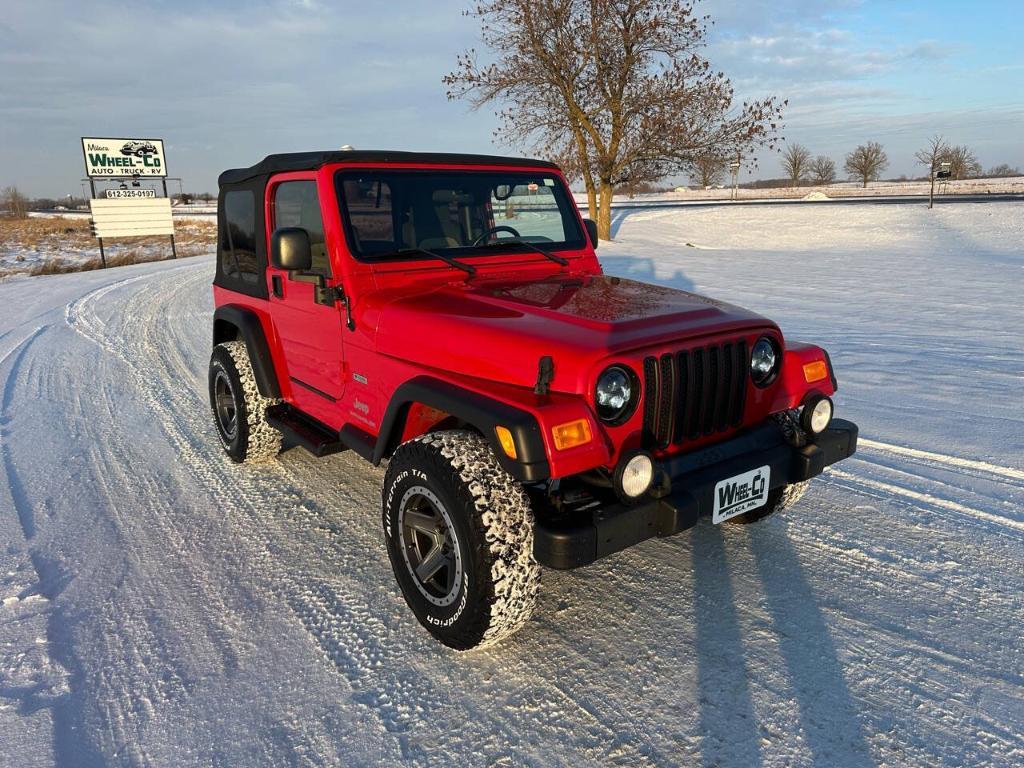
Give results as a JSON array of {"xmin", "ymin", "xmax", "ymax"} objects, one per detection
[
  {"xmin": 0, "ymin": 323, "xmax": 107, "ymax": 767},
  {"xmin": 822, "ymin": 434, "xmax": 1024, "ymax": 539},
  {"xmin": 826, "ymin": 468, "xmax": 1024, "ymax": 535},
  {"xmin": 858, "ymin": 437, "xmax": 1024, "ymax": 483},
  {"xmin": 1, "ymin": 326, "xmax": 47, "ymax": 538}
]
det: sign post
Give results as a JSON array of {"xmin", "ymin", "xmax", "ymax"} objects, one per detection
[{"xmin": 81, "ymin": 137, "xmax": 175, "ymax": 266}]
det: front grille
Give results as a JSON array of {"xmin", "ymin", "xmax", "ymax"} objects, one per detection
[{"xmin": 641, "ymin": 340, "xmax": 748, "ymax": 449}]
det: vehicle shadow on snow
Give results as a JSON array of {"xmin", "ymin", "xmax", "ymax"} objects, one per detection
[
  {"xmin": 597, "ymin": 254, "xmax": 696, "ymax": 295},
  {"xmin": 607, "ymin": 206, "xmax": 658, "ymax": 239},
  {"xmin": 690, "ymin": 519, "xmax": 876, "ymax": 768}
]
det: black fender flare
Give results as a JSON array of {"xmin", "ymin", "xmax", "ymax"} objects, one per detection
[
  {"xmin": 375, "ymin": 376, "xmax": 550, "ymax": 483},
  {"xmin": 212, "ymin": 305, "xmax": 281, "ymax": 398}
]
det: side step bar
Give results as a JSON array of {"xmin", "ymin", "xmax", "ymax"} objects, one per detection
[{"xmin": 265, "ymin": 404, "xmax": 346, "ymax": 457}]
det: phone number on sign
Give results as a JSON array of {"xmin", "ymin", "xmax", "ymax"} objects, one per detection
[{"xmin": 105, "ymin": 189, "xmax": 156, "ymax": 199}]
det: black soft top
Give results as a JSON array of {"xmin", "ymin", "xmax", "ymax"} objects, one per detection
[{"xmin": 218, "ymin": 150, "xmax": 559, "ymax": 187}]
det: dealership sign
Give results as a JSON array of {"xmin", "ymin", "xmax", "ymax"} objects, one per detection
[{"xmin": 81, "ymin": 137, "xmax": 167, "ymax": 177}]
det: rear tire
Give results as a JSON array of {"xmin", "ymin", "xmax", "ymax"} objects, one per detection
[
  {"xmin": 382, "ymin": 430, "xmax": 541, "ymax": 650},
  {"xmin": 208, "ymin": 341, "xmax": 282, "ymax": 463}
]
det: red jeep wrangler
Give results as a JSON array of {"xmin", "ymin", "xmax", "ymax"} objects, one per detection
[{"xmin": 209, "ymin": 150, "xmax": 858, "ymax": 650}]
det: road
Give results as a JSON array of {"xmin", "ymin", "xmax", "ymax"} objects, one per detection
[{"xmin": 1, "ymin": 201, "xmax": 1022, "ymax": 766}]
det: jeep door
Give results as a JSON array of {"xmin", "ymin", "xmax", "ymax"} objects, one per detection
[{"xmin": 266, "ymin": 175, "xmax": 346, "ymax": 420}]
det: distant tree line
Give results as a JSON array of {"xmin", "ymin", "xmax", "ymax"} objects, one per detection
[
  {"xmin": 692, "ymin": 139, "xmax": 1018, "ymax": 190},
  {"xmin": 0, "ymin": 186, "xmax": 216, "ymax": 216}
]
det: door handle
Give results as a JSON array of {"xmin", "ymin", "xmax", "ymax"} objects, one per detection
[{"xmin": 272, "ymin": 275, "xmax": 283, "ymax": 298}]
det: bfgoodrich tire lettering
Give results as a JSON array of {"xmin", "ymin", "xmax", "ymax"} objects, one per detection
[
  {"xmin": 382, "ymin": 430, "xmax": 541, "ymax": 650},
  {"xmin": 208, "ymin": 341, "xmax": 282, "ymax": 463}
]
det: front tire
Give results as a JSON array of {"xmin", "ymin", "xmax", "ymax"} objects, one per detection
[
  {"xmin": 382, "ymin": 431, "xmax": 541, "ymax": 650},
  {"xmin": 208, "ymin": 341, "xmax": 281, "ymax": 463},
  {"xmin": 728, "ymin": 410, "xmax": 813, "ymax": 524},
  {"xmin": 725, "ymin": 482, "xmax": 809, "ymax": 524}
]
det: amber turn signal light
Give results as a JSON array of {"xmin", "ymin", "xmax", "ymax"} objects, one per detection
[
  {"xmin": 495, "ymin": 426, "xmax": 518, "ymax": 460},
  {"xmin": 802, "ymin": 360, "xmax": 829, "ymax": 384},
  {"xmin": 552, "ymin": 419, "xmax": 592, "ymax": 451}
]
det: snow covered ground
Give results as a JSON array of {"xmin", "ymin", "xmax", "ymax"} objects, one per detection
[{"xmin": 0, "ymin": 202, "xmax": 1021, "ymax": 766}]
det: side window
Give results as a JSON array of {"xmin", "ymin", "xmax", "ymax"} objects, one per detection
[
  {"xmin": 274, "ymin": 180, "xmax": 330, "ymax": 275},
  {"xmin": 341, "ymin": 178, "xmax": 395, "ymax": 254},
  {"xmin": 221, "ymin": 190, "xmax": 258, "ymax": 283}
]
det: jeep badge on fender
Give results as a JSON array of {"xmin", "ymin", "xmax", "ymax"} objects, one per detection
[{"xmin": 208, "ymin": 149, "xmax": 858, "ymax": 650}]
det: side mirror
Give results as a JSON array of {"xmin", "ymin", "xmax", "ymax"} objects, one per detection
[
  {"xmin": 270, "ymin": 227, "xmax": 312, "ymax": 271},
  {"xmin": 583, "ymin": 218, "xmax": 599, "ymax": 249}
]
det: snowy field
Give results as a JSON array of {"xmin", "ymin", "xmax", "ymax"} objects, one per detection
[{"xmin": 0, "ymin": 202, "xmax": 1022, "ymax": 767}]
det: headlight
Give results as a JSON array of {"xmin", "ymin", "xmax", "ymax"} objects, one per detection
[
  {"xmin": 750, "ymin": 336, "xmax": 780, "ymax": 387},
  {"xmin": 595, "ymin": 365, "xmax": 636, "ymax": 424}
]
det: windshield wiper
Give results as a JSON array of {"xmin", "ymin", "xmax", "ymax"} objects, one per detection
[
  {"xmin": 385, "ymin": 247, "xmax": 476, "ymax": 276},
  {"xmin": 478, "ymin": 239, "xmax": 569, "ymax": 267}
]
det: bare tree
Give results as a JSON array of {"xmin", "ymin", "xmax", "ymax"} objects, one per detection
[
  {"xmin": 781, "ymin": 143, "xmax": 811, "ymax": 187},
  {"xmin": 914, "ymin": 135, "xmax": 949, "ymax": 209},
  {"xmin": 445, "ymin": 0, "xmax": 786, "ymax": 239},
  {"xmin": 946, "ymin": 145, "xmax": 981, "ymax": 180},
  {"xmin": 844, "ymin": 141, "xmax": 889, "ymax": 188},
  {"xmin": 985, "ymin": 163, "xmax": 1020, "ymax": 178},
  {"xmin": 1, "ymin": 186, "xmax": 29, "ymax": 219},
  {"xmin": 808, "ymin": 155, "xmax": 836, "ymax": 185},
  {"xmin": 685, "ymin": 151, "xmax": 727, "ymax": 188}
]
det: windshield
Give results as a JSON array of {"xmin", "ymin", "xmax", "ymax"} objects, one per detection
[{"xmin": 334, "ymin": 169, "xmax": 585, "ymax": 260}]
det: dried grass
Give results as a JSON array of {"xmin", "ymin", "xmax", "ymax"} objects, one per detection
[{"xmin": 0, "ymin": 215, "xmax": 216, "ymax": 278}]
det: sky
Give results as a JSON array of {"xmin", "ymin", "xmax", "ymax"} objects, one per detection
[{"xmin": 1, "ymin": 0, "xmax": 1021, "ymax": 197}]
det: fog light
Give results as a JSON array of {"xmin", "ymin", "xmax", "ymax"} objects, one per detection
[
  {"xmin": 801, "ymin": 395, "xmax": 834, "ymax": 435},
  {"xmin": 615, "ymin": 452, "xmax": 654, "ymax": 501}
]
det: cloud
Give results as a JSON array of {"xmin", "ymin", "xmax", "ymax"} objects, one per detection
[
  {"xmin": 1, "ymin": 0, "xmax": 1019, "ymax": 195},
  {"xmin": 0, "ymin": 0, "xmax": 486, "ymax": 195}
]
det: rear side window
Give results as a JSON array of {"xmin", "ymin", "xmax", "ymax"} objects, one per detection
[
  {"xmin": 274, "ymin": 180, "xmax": 331, "ymax": 275},
  {"xmin": 221, "ymin": 190, "xmax": 258, "ymax": 283}
]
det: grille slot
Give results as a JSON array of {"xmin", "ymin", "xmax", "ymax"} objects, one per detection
[{"xmin": 642, "ymin": 339, "xmax": 748, "ymax": 449}]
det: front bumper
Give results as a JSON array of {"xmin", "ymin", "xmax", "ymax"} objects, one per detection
[{"xmin": 534, "ymin": 418, "xmax": 858, "ymax": 569}]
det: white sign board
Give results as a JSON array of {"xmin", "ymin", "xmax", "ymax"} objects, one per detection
[
  {"xmin": 82, "ymin": 137, "xmax": 167, "ymax": 178},
  {"xmin": 89, "ymin": 198, "xmax": 174, "ymax": 238}
]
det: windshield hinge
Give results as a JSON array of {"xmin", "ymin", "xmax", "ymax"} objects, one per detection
[
  {"xmin": 534, "ymin": 355, "xmax": 554, "ymax": 396},
  {"xmin": 315, "ymin": 284, "xmax": 356, "ymax": 331}
]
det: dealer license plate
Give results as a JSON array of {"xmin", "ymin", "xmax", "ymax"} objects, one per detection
[{"xmin": 712, "ymin": 465, "xmax": 770, "ymax": 524}]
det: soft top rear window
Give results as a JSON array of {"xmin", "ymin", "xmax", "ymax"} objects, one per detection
[{"xmin": 335, "ymin": 169, "xmax": 585, "ymax": 261}]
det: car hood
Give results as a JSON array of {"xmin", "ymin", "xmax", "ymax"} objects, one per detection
[{"xmin": 369, "ymin": 273, "xmax": 775, "ymax": 392}]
